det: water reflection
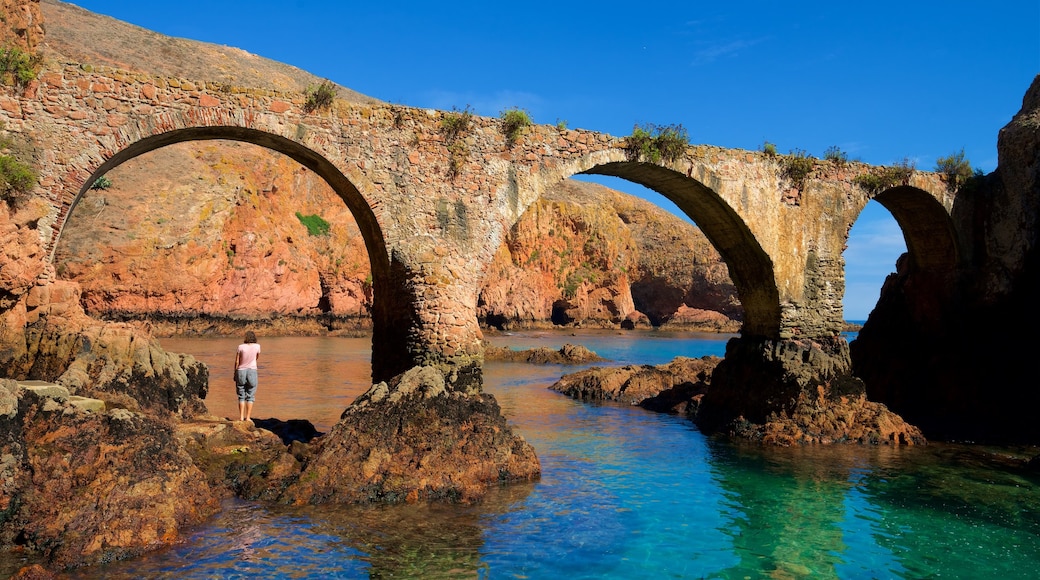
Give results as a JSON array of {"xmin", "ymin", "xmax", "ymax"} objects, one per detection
[
  {"xmin": 46, "ymin": 333, "xmax": 1040, "ymax": 578},
  {"xmin": 707, "ymin": 442, "xmax": 911, "ymax": 578}
]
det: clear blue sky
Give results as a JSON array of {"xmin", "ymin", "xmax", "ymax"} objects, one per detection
[{"xmin": 67, "ymin": 0, "xmax": 1038, "ymax": 320}]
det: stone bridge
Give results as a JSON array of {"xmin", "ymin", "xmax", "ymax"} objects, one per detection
[{"xmin": 1, "ymin": 61, "xmax": 967, "ymax": 433}]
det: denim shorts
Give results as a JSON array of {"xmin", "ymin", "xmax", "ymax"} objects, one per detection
[{"xmin": 235, "ymin": 368, "xmax": 258, "ymax": 402}]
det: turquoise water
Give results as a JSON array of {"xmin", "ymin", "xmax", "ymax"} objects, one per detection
[{"xmin": 48, "ymin": 331, "xmax": 1040, "ymax": 578}]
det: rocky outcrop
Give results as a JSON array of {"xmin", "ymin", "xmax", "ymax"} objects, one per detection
[
  {"xmin": 176, "ymin": 417, "xmax": 305, "ymax": 501},
  {"xmin": 550, "ymin": 342, "xmax": 924, "ymax": 445},
  {"xmin": 280, "ymin": 366, "xmax": 540, "ymax": 504},
  {"xmin": 0, "ymin": 278, "xmax": 209, "ymax": 418},
  {"xmin": 0, "ymin": 199, "xmax": 48, "ymax": 313},
  {"xmin": 659, "ymin": 305, "xmax": 740, "ymax": 332},
  {"xmin": 0, "ymin": 0, "xmax": 42, "ymax": 52},
  {"xmin": 851, "ymin": 75, "xmax": 1040, "ymax": 444},
  {"xmin": 483, "ymin": 342, "xmax": 604, "ymax": 364},
  {"xmin": 735, "ymin": 383, "xmax": 926, "ymax": 446},
  {"xmin": 698, "ymin": 336, "xmax": 924, "ymax": 445},
  {"xmin": 0, "ymin": 379, "xmax": 220, "ymax": 570},
  {"xmin": 550, "ymin": 356, "xmax": 718, "ymax": 415}
]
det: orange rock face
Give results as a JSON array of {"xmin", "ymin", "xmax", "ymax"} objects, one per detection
[
  {"xmin": 54, "ymin": 141, "xmax": 372, "ymax": 329},
  {"xmin": 54, "ymin": 143, "xmax": 740, "ymax": 334},
  {"xmin": 479, "ymin": 179, "xmax": 741, "ymax": 329}
]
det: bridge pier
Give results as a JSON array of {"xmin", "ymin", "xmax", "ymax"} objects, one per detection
[
  {"xmin": 370, "ymin": 251, "xmax": 486, "ymax": 393},
  {"xmin": 697, "ymin": 335, "xmax": 924, "ymax": 444}
]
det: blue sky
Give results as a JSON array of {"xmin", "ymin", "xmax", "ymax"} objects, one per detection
[{"xmin": 67, "ymin": 0, "xmax": 1038, "ymax": 320}]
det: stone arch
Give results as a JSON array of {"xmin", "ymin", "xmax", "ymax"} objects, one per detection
[
  {"xmin": 871, "ymin": 185, "xmax": 960, "ymax": 274},
  {"xmin": 49, "ymin": 125, "xmax": 410, "ymax": 383},
  {"xmin": 541, "ymin": 150, "xmax": 780, "ymax": 338}
]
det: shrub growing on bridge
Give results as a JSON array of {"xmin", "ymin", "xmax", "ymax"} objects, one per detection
[
  {"xmin": 440, "ymin": 106, "xmax": 473, "ymax": 141},
  {"xmin": 441, "ymin": 106, "xmax": 474, "ymax": 178},
  {"xmin": 303, "ymin": 80, "xmax": 337, "ymax": 113},
  {"xmin": 853, "ymin": 158, "xmax": 916, "ymax": 193},
  {"xmin": 935, "ymin": 148, "xmax": 974, "ymax": 190},
  {"xmin": 500, "ymin": 108, "xmax": 532, "ymax": 146},
  {"xmin": 783, "ymin": 149, "xmax": 816, "ymax": 189},
  {"xmin": 823, "ymin": 145, "xmax": 848, "ymax": 164},
  {"xmin": 91, "ymin": 175, "xmax": 112, "ymax": 190},
  {"xmin": 0, "ymin": 46, "xmax": 41, "ymax": 88},
  {"xmin": 0, "ymin": 154, "xmax": 34, "ymax": 202},
  {"xmin": 625, "ymin": 123, "xmax": 689, "ymax": 163},
  {"xmin": 0, "ymin": 129, "xmax": 36, "ymax": 204}
]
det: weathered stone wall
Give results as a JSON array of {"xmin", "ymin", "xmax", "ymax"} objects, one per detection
[{"xmin": 0, "ymin": 40, "xmax": 951, "ymax": 394}]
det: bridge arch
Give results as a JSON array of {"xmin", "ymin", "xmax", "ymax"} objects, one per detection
[
  {"xmin": 55, "ymin": 126, "xmax": 389, "ymax": 279},
  {"xmin": 49, "ymin": 123, "xmax": 413, "ymax": 383},
  {"xmin": 870, "ymin": 184, "xmax": 960, "ymax": 274},
  {"xmin": 541, "ymin": 149, "xmax": 780, "ymax": 338}
]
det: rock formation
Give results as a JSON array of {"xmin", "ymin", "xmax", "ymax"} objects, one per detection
[
  {"xmin": 550, "ymin": 356, "xmax": 718, "ymax": 415},
  {"xmin": 280, "ymin": 366, "xmax": 540, "ymax": 504},
  {"xmin": 0, "ymin": 379, "xmax": 220, "ymax": 570},
  {"xmin": 698, "ymin": 337, "xmax": 925, "ymax": 445},
  {"xmin": 850, "ymin": 75, "xmax": 1040, "ymax": 444},
  {"xmin": 483, "ymin": 342, "xmax": 604, "ymax": 364}
]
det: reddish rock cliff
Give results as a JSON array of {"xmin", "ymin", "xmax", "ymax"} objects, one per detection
[
  {"xmin": 55, "ymin": 140, "xmax": 372, "ymax": 333},
  {"xmin": 479, "ymin": 179, "xmax": 740, "ymax": 330},
  {"xmin": 55, "ymin": 147, "xmax": 740, "ymax": 334}
]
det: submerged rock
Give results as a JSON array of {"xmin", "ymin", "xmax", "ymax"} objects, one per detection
[
  {"xmin": 484, "ymin": 343, "xmax": 604, "ymax": 364},
  {"xmin": 550, "ymin": 356, "xmax": 719, "ymax": 416},
  {"xmin": 280, "ymin": 366, "xmax": 540, "ymax": 504}
]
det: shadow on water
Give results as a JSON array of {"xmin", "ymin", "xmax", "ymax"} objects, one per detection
[{"xmin": 251, "ymin": 417, "xmax": 322, "ymax": 444}]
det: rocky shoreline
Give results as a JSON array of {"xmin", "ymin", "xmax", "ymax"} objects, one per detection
[
  {"xmin": 0, "ymin": 281, "xmax": 539, "ymax": 574},
  {"xmin": 111, "ymin": 312, "xmax": 741, "ymax": 339}
]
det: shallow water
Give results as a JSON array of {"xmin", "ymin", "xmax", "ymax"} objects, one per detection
[{"xmin": 19, "ymin": 331, "xmax": 1040, "ymax": 578}]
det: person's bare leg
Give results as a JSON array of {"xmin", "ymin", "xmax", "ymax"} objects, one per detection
[
  {"xmin": 239, "ymin": 401, "xmax": 246, "ymax": 421},
  {"xmin": 245, "ymin": 401, "xmax": 254, "ymax": 422}
]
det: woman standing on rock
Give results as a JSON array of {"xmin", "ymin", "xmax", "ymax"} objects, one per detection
[{"xmin": 234, "ymin": 330, "xmax": 261, "ymax": 422}]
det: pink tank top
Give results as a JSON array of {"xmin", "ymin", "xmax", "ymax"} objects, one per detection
[{"xmin": 237, "ymin": 343, "xmax": 261, "ymax": 369}]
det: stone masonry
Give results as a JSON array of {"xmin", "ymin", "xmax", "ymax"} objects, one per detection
[{"xmin": 0, "ymin": 61, "xmax": 954, "ymax": 390}]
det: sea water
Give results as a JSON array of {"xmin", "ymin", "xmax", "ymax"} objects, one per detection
[{"xmin": 35, "ymin": 331, "xmax": 1040, "ymax": 578}]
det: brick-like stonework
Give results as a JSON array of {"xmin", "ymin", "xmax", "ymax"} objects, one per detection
[{"xmin": 0, "ymin": 59, "xmax": 957, "ymax": 387}]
